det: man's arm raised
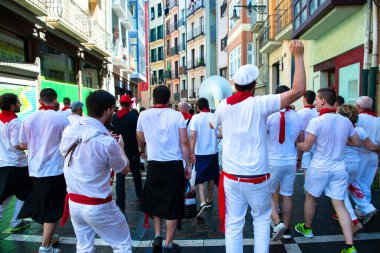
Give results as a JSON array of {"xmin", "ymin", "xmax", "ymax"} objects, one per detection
[{"xmin": 280, "ymin": 40, "xmax": 306, "ymax": 109}]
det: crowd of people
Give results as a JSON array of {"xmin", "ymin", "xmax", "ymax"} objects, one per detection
[{"xmin": 0, "ymin": 40, "xmax": 379, "ymax": 253}]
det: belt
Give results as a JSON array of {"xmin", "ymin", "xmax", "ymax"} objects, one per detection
[
  {"xmin": 222, "ymin": 171, "xmax": 270, "ymax": 183},
  {"xmin": 60, "ymin": 193, "xmax": 112, "ymax": 227}
]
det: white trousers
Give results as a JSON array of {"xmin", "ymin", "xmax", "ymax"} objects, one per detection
[
  {"xmin": 224, "ymin": 177, "xmax": 272, "ymax": 253},
  {"xmin": 354, "ymin": 152, "xmax": 378, "ymax": 214},
  {"xmin": 0, "ymin": 196, "xmax": 24, "ymax": 228},
  {"xmin": 69, "ymin": 200, "xmax": 132, "ymax": 253},
  {"xmin": 344, "ymin": 162, "xmax": 360, "ymax": 221}
]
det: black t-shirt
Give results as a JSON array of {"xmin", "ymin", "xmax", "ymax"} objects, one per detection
[{"xmin": 112, "ymin": 112, "xmax": 139, "ymax": 157}]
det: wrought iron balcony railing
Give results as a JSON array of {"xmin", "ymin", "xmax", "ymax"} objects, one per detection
[
  {"xmin": 187, "ymin": 0, "xmax": 205, "ymax": 17},
  {"xmin": 87, "ymin": 19, "xmax": 111, "ymax": 56},
  {"xmin": 275, "ymin": 0, "xmax": 292, "ymax": 36}
]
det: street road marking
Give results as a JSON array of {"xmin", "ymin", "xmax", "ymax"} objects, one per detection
[{"xmin": 3, "ymin": 233, "xmax": 380, "ymax": 248}]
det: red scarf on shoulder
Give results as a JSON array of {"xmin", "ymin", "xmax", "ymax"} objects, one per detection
[
  {"xmin": 319, "ymin": 108, "xmax": 336, "ymax": 116},
  {"xmin": 226, "ymin": 91, "xmax": 253, "ymax": 105},
  {"xmin": 62, "ymin": 106, "xmax": 71, "ymax": 111},
  {"xmin": 181, "ymin": 112, "xmax": 193, "ymax": 120},
  {"xmin": 0, "ymin": 110, "xmax": 17, "ymax": 123},
  {"xmin": 116, "ymin": 108, "xmax": 130, "ymax": 119},
  {"xmin": 39, "ymin": 103, "xmax": 56, "ymax": 111},
  {"xmin": 359, "ymin": 110, "xmax": 377, "ymax": 117},
  {"xmin": 304, "ymin": 105, "xmax": 314, "ymax": 109}
]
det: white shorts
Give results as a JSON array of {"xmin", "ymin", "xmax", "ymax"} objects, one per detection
[
  {"xmin": 304, "ymin": 168, "xmax": 349, "ymax": 200},
  {"xmin": 301, "ymin": 152, "xmax": 312, "ymax": 169},
  {"xmin": 270, "ymin": 165, "xmax": 296, "ymax": 196}
]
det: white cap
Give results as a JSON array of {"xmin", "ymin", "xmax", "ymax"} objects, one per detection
[{"xmin": 233, "ymin": 64, "xmax": 259, "ymax": 85}]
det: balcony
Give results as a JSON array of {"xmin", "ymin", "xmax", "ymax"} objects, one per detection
[
  {"xmin": 164, "ymin": 70, "xmax": 172, "ymax": 79},
  {"xmin": 170, "ymin": 22, "xmax": 179, "ymax": 32},
  {"xmin": 187, "ymin": 57, "xmax": 205, "ymax": 70},
  {"xmin": 292, "ymin": 0, "xmax": 366, "ymax": 39},
  {"xmin": 165, "ymin": 25, "xmax": 171, "ymax": 37},
  {"xmin": 274, "ymin": 0, "xmax": 292, "ymax": 41},
  {"xmin": 174, "ymin": 93, "xmax": 180, "ymax": 101},
  {"xmin": 170, "ymin": 46, "xmax": 179, "ymax": 55},
  {"xmin": 188, "ymin": 88, "xmax": 199, "ymax": 99},
  {"xmin": 168, "ymin": 0, "xmax": 178, "ymax": 10},
  {"xmin": 120, "ymin": 6, "xmax": 133, "ymax": 30},
  {"xmin": 46, "ymin": 0, "xmax": 89, "ymax": 42},
  {"xmin": 178, "ymin": 18, "xmax": 185, "ymax": 28},
  {"xmin": 15, "ymin": 0, "xmax": 48, "ymax": 16},
  {"xmin": 179, "ymin": 42, "xmax": 186, "ymax": 52},
  {"xmin": 179, "ymin": 66, "xmax": 187, "ymax": 75},
  {"xmin": 0, "ymin": 62, "xmax": 39, "ymax": 78},
  {"xmin": 187, "ymin": 0, "xmax": 205, "ymax": 17},
  {"xmin": 180, "ymin": 89, "xmax": 188, "ymax": 99},
  {"xmin": 112, "ymin": 44, "xmax": 132, "ymax": 73},
  {"xmin": 112, "ymin": 0, "xmax": 127, "ymax": 19},
  {"xmin": 187, "ymin": 25, "xmax": 205, "ymax": 41},
  {"xmin": 165, "ymin": 48, "xmax": 171, "ymax": 57},
  {"xmin": 86, "ymin": 20, "xmax": 112, "ymax": 56},
  {"xmin": 172, "ymin": 70, "xmax": 179, "ymax": 79},
  {"xmin": 258, "ymin": 15, "xmax": 281, "ymax": 54},
  {"xmin": 250, "ymin": 2, "xmax": 265, "ymax": 33}
]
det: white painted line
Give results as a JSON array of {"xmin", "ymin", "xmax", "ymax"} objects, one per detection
[
  {"xmin": 284, "ymin": 243, "xmax": 303, "ymax": 253},
  {"xmin": 294, "ymin": 232, "xmax": 380, "ymax": 244}
]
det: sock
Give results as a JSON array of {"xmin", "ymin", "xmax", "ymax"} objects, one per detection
[
  {"xmin": 164, "ymin": 242, "xmax": 173, "ymax": 249},
  {"xmin": 304, "ymin": 225, "xmax": 311, "ymax": 230},
  {"xmin": 275, "ymin": 221, "xmax": 282, "ymax": 226},
  {"xmin": 39, "ymin": 246, "xmax": 52, "ymax": 251},
  {"xmin": 154, "ymin": 234, "xmax": 161, "ymax": 238}
]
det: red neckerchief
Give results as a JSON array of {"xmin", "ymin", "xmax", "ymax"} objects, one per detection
[
  {"xmin": 0, "ymin": 110, "xmax": 17, "ymax": 123},
  {"xmin": 319, "ymin": 108, "xmax": 336, "ymax": 116},
  {"xmin": 279, "ymin": 106, "xmax": 293, "ymax": 144},
  {"xmin": 116, "ymin": 108, "xmax": 130, "ymax": 119},
  {"xmin": 199, "ymin": 108, "xmax": 211, "ymax": 112},
  {"xmin": 151, "ymin": 104, "xmax": 169, "ymax": 109},
  {"xmin": 182, "ymin": 112, "xmax": 193, "ymax": 120},
  {"xmin": 304, "ymin": 105, "xmax": 315, "ymax": 109},
  {"xmin": 62, "ymin": 106, "xmax": 71, "ymax": 111},
  {"xmin": 359, "ymin": 110, "xmax": 378, "ymax": 117},
  {"xmin": 226, "ymin": 91, "xmax": 253, "ymax": 105},
  {"xmin": 39, "ymin": 103, "xmax": 56, "ymax": 111}
]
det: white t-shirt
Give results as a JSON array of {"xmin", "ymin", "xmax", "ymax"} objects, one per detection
[
  {"xmin": 67, "ymin": 114, "xmax": 82, "ymax": 125},
  {"xmin": 137, "ymin": 108, "xmax": 187, "ymax": 161},
  {"xmin": 19, "ymin": 110, "xmax": 69, "ymax": 177},
  {"xmin": 306, "ymin": 113, "xmax": 356, "ymax": 172},
  {"xmin": 0, "ymin": 118, "xmax": 27, "ymax": 167},
  {"xmin": 357, "ymin": 114, "xmax": 380, "ymax": 153},
  {"xmin": 60, "ymin": 117, "xmax": 128, "ymax": 199},
  {"xmin": 189, "ymin": 112, "xmax": 218, "ymax": 155},
  {"xmin": 210, "ymin": 94, "xmax": 281, "ymax": 175},
  {"xmin": 344, "ymin": 127, "xmax": 368, "ymax": 163},
  {"xmin": 297, "ymin": 107, "xmax": 319, "ymax": 131},
  {"xmin": 267, "ymin": 109, "xmax": 303, "ymax": 166}
]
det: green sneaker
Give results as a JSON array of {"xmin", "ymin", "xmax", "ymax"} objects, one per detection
[
  {"xmin": 295, "ymin": 222, "xmax": 314, "ymax": 238},
  {"xmin": 10, "ymin": 220, "xmax": 31, "ymax": 233},
  {"xmin": 341, "ymin": 245, "xmax": 357, "ymax": 253}
]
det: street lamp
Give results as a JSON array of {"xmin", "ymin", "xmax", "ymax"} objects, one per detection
[{"xmin": 231, "ymin": 2, "xmax": 267, "ymax": 21}]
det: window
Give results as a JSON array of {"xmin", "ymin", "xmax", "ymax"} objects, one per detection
[
  {"xmin": 150, "ymin": 48, "xmax": 156, "ymax": 62},
  {"xmin": 157, "ymin": 3, "xmax": 162, "ymax": 17},
  {"xmin": 229, "ymin": 45, "xmax": 241, "ymax": 79},
  {"xmin": 229, "ymin": 0, "xmax": 241, "ymax": 31},
  {"xmin": 293, "ymin": 0, "xmax": 328, "ymax": 31},
  {"xmin": 221, "ymin": 36, "xmax": 227, "ymax": 51},
  {"xmin": 247, "ymin": 43, "xmax": 254, "ymax": 65},
  {"xmin": 200, "ymin": 45, "xmax": 204, "ymax": 59},
  {"xmin": 157, "ymin": 25, "xmax": 163, "ymax": 40},
  {"xmin": 150, "ymin": 28, "xmax": 156, "ymax": 42},
  {"xmin": 200, "ymin": 16, "xmax": 204, "ymax": 33},
  {"xmin": 220, "ymin": 0, "xmax": 227, "ymax": 17},
  {"xmin": 150, "ymin": 7, "xmax": 155, "ymax": 20},
  {"xmin": 158, "ymin": 69, "xmax": 164, "ymax": 83},
  {"xmin": 219, "ymin": 67, "xmax": 227, "ymax": 79},
  {"xmin": 0, "ymin": 33, "xmax": 26, "ymax": 63},
  {"xmin": 182, "ymin": 80, "xmax": 186, "ymax": 90},
  {"xmin": 158, "ymin": 46, "xmax": 163, "ymax": 60}
]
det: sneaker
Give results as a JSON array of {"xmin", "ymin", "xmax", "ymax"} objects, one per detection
[
  {"xmin": 152, "ymin": 236, "xmax": 163, "ymax": 249},
  {"xmin": 38, "ymin": 246, "xmax": 61, "ymax": 253},
  {"xmin": 163, "ymin": 243, "xmax": 180, "ymax": 252},
  {"xmin": 282, "ymin": 228, "xmax": 292, "ymax": 239},
  {"xmin": 272, "ymin": 222, "xmax": 286, "ymax": 241},
  {"xmin": 206, "ymin": 200, "xmax": 214, "ymax": 208},
  {"xmin": 10, "ymin": 220, "xmax": 31, "ymax": 233},
  {"xmin": 50, "ymin": 234, "xmax": 60, "ymax": 246},
  {"xmin": 363, "ymin": 209, "xmax": 377, "ymax": 225},
  {"xmin": 295, "ymin": 223, "xmax": 314, "ymax": 238},
  {"xmin": 196, "ymin": 203, "xmax": 211, "ymax": 218},
  {"xmin": 341, "ymin": 245, "xmax": 357, "ymax": 253}
]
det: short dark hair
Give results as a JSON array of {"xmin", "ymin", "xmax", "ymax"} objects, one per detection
[
  {"xmin": 120, "ymin": 102, "xmax": 131, "ymax": 108},
  {"xmin": 139, "ymin": 107, "xmax": 146, "ymax": 113},
  {"xmin": 0, "ymin": 93, "xmax": 18, "ymax": 111},
  {"xmin": 131, "ymin": 108, "xmax": 139, "ymax": 115},
  {"xmin": 86, "ymin": 90, "xmax": 116, "ymax": 118},
  {"xmin": 63, "ymin": 97, "xmax": 71, "ymax": 106},
  {"xmin": 275, "ymin": 85, "xmax": 290, "ymax": 94},
  {"xmin": 235, "ymin": 81, "xmax": 256, "ymax": 92},
  {"xmin": 335, "ymin": 96, "xmax": 345, "ymax": 106},
  {"xmin": 40, "ymin": 88, "xmax": 57, "ymax": 103},
  {"xmin": 197, "ymin": 97, "xmax": 209, "ymax": 110},
  {"xmin": 317, "ymin": 88, "xmax": 336, "ymax": 106},
  {"xmin": 153, "ymin": 85, "xmax": 170, "ymax": 105},
  {"xmin": 304, "ymin": 90, "xmax": 316, "ymax": 105},
  {"xmin": 189, "ymin": 108, "xmax": 195, "ymax": 115}
]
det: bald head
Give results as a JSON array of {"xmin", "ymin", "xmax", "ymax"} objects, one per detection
[
  {"xmin": 178, "ymin": 101, "xmax": 190, "ymax": 113},
  {"xmin": 356, "ymin": 96, "xmax": 373, "ymax": 110}
]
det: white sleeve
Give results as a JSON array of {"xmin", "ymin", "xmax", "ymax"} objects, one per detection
[
  {"xmin": 10, "ymin": 119, "xmax": 21, "ymax": 147},
  {"xmin": 189, "ymin": 116, "xmax": 196, "ymax": 131},
  {"xmin": 306, "ymin": 118, "xmax": 318, "ymax": 136},
  {"xmin": 179, "ymin": 114, "xmax": 187, "ymax": 129},
  {"xmin": 107, "ymin": 140, "xmax": 129, "ymax": 173},
  {"xmin": 136, "ymin": 115, "xmax": 143, "ymax": 132},
  {"xmin": 210, "ymin": 100, "xmax": 226, "ymax": 129},
  {"xmin": 19, "ymin": 120, "xmax": 28, "ymax": 144},
  {"xmin": 261, "ymin": 94, "xmax": 281, "ymax": 116}
]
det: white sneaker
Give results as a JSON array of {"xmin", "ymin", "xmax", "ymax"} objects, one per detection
[
  {"xmin": 38, "ymin": 246, "xmax": 61, "ymax": 253},
  {"xmin": 272, "ymin": 222, "xmax": 287, "ymax": 241}
]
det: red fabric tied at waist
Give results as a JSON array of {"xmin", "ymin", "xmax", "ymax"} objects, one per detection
[
  {"xmin": 60, "ymin": 193, "xmax": 112, "ymax": 227},
  {"xmin": 218, "ymin": 171, "xmax": 270, "ymax": 233}
]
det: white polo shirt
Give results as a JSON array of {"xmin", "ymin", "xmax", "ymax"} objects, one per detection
[
  {"xmin": 137, "ymin": 108, "xmax": 187, "ymax": 161},
  {"xmin": 344, "ymin": 127, "xmax": 368, "ymax": 163},
  {"xmin": 306, "ymin": 113, "xmax": 356, "ymax": 172},
  {"xmin": 0, "ymin": 118, "xmax": 27, "ymax": 167},
  {"xmin": 210, "ymin": 94, "xmax": 281, "ymax": 175},
  {"xmin": 297, "ymin": 107, "xmax": 319, "ymax": 131},
  {"xmin": 67, "ymin": 114, "xmax": 82, "ymax": 125},
  {"xmin": 19, "ymin": 110, "xmax": 69, "ymax": 177},
  {"xmin": 189, "ymin": 112, "xmax": 218, "ymax": 155},
  {"xmin": 267, "ymin": 109, "xmax": 303, "ymax": 166},
  {"xmin": 357, "ymin": 114, "xmax": 380, "ymax": 153},
  {"xmin": 60, "ymin": 117, "xmax": 128, "ymax": 199}
]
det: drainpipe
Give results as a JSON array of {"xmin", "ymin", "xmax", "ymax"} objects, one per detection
[
  {"xmin": 369, "ymin": 0, "xmax": 378, "ymax": 111},
  {"xmin": 362, "ymin": 0, "xmax": 371, "ymax": 96}
]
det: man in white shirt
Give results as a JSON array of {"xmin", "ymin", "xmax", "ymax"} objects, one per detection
[
  {"xmin": 67, "ymin": 101, "xmax": 84, "ymax": 125},
  {"xmin": 0, "ymin": 93, "xmax": 32, "ymax": 232},
  {"xmin": 18, "ymin": 88, "xmax": 69, "ymax": 253},
  {"xmin": 60, "ymin": 90, "xmax": 132, "ymax": 253},
  {"xmin": 137, "ymin": 85, "xmax": 192, "ymax": 253},
  {"xmin": 296, "ymin": 88, "xmax": 360, "ymax": 253},
  {"xmin": 353, "ymin": 96, "xmax": 379, "ymax": 224},
  {"xmin": 190, "ymin": 98, "xmax": 220, "ymax": 217},
  {"xmin": 210, "ymin": 40, "xmax": 306, "ymax": 253},
  {"xmin": 61, "ymin": 97, "xmax": 71, "ymax": 117},
  {"xmin": 266, "ymin": 86, "xmax": 303, "ymax": 240}
]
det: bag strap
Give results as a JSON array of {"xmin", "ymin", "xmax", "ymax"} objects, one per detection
[{"xmin": 65, "ymin": 139, "xmax": 82, "ymax": 167}]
